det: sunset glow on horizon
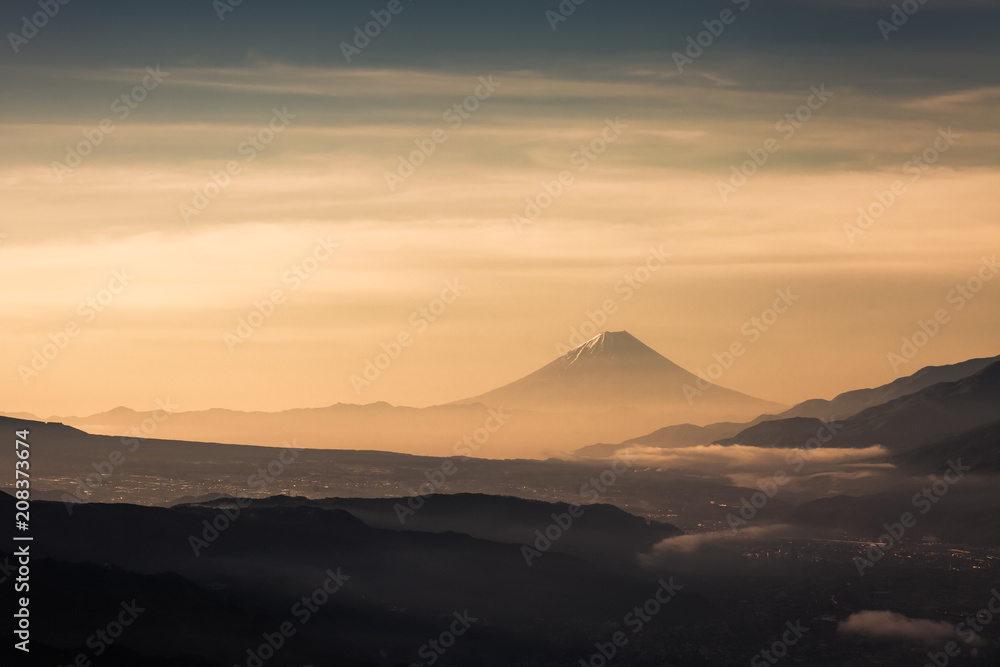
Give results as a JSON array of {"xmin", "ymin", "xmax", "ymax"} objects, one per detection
[{"xmin": 2, "ymin": 0, "xmax": 997, "ymax": 417}]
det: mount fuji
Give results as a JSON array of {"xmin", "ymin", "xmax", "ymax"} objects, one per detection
[{"xmin": 453, "ymin": 331, "xmax": 782, "ymax": 421}]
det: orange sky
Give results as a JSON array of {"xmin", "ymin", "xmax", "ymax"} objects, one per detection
[{"xmin": 2, "ymin": 26, "xmax": 998, "ymax": 417}]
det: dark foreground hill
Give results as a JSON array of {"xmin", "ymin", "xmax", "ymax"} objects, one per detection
[
  {"xmin": 1, "ymin": 490, "xmax": 707, "ymax": 666},
  {"xmin": 195, "ymin": 492, "xmax": 682, "ymax": 568}
]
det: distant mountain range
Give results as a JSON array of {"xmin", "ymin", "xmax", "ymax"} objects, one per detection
[
  {"xmin": 6, "ymin": 338, "xmax": 997, "ymax": 466},
  {"xmin": 13, "ymin": 331, "xmax": 784, "ymax": 458}
]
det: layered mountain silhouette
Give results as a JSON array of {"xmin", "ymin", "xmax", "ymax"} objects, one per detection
[
  {"xmin": 453, "ymin": 330, "xmax": 782, "ymax": 417},
  {"xmin": 771, "ymin": 354, "xmax": 1000, "ymax": 421},
  {"xmin": 27, "ymin": 331, "xmax": 782, "ymax": 457},
  {"xmin": 0, "ymin": 490, "xmax": 707, "ymax": 666},
  {"xmin": 4, "ymin": 351, "xmax": 1000, "ymax": 664},
  {"xmin": 715, "ymin": 360, "xmax": 1000, "ymax": 456},
  {"xmin": 0, "ymin": 412, "xmax": 766, "ymax": 531},
  {"xmin": 206, "ymin": 492, "xmax": 683, "ymax": 567},
  {"xmin": 894, "ymin": 418, "xmax": 1000, "ymax": 473},
  {"xmin": 579, "ymin": 353, "xmax": 1000, "ymax": 461}
]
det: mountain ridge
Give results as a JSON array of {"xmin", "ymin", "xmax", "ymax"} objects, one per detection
[
  {"xmin": 715, "ymin": 360, "xmax": 1000, "ymax": 456},
  {"xmin": 575, "ymin": 352, "xmax": 1000, "ymax": 457}
]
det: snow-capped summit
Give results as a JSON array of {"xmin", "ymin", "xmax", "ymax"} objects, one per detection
[{"xmin": 560, "ymin": 331, "xmax": 683, "ymax": 370}]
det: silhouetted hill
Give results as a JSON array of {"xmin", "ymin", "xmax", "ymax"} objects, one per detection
[
  {"xmin": 715, "ymin": 361, "xmax": 1000, "ymax": 452},
  {"xmin": 774, "ymin": 354, "xmax": 1000, "ymax": 421},
  {"xmin": 577, "ymin": 354, "xmax": 999, "ymax": 457},
  {"xmin": 0, "ymin": 555, "xmax": 347, "ymax": 666},
  {"xmin": 195, "ymin": 492, "xmax": 682, "ymax": 568},
  {"xmin": 576, "ymin": 420, "xmax": 756, "ymax": 457},
  {"xmin": 3, "ymin": 491, "xmax": 709, "ymax": 666},
  {"xmin": 785, "ymin": 473, "xmax": 1000, "ymax": 547},
  {"xmin": 893, "ymin": 418, "xmax": 1000, "ymax": 474},
  {"xmin": 0, "ymin": 414, "xmax": 87, "ymax": 437},
  {"xmin": 0, "ymin": 414, "xmax": 773, "ymax": 534},
  {"xmin": 714, "ymin": 417, "xmax": 837, "ymax": 448}
]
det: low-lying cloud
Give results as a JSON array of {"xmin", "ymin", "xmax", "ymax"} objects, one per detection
[
  {"xmin": 837, "ymin": 610, "xmax": 957, "ymax": 645},
  {"xmin": 648, "ymin": 523, "xmax": 794, "ymax": 555},
  {"xmin": 618, "ymin": 444, "xmax": 888, "ymax": 471}
]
